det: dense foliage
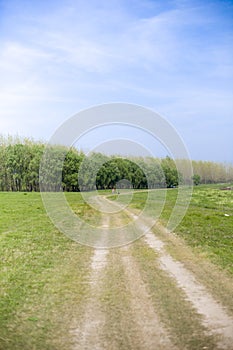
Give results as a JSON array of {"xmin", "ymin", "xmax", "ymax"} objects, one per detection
[{"xmin": 0, "ymin": 136, "xmax": 232, "ymax": 191}]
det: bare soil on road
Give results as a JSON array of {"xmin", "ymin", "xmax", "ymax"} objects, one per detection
[{"xmin": 71, "ymin": 195, "xmax": 233, "ymax": 350}]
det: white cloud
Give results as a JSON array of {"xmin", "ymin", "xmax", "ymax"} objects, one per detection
[{"xmin": 0, "ymin": 0, "xmax": 232, "ymax": 161}]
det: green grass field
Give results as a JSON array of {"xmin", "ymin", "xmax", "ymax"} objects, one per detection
[
  {"xmin": 0, "ymin": 185, "xmax": 232, "ymax": 349},
  {"xmin": 0, "ymin": 192, "xmax": 93, "ymax": 349},
  {"xmin": 111, "ymin": 184, "xmax": 233, "ymax": 274},
  {"xmin": 171, "ymin": 185, "xmax": 233, "ymax": 273}
]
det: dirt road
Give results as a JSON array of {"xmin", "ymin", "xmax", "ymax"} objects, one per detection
[{"xmin": 71, "ymin": 195, "xmax": 233, "ymax": 350}]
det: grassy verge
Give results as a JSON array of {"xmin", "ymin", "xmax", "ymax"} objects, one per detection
[
  {"xmin": 169, "ymin": 185, "xmax": 233, "ymax": 274},
  {"xmin": 109, "ymin": 185, "xmax": 233, "ymax": 274},
  {"xmin": 152, "ymin": 223, "xmax": 233, "ymax": 314},
  {"xmin": 101, "ymin": 250, "xmax": 141, "ymax": 350},
  {"xmin": 131, "ymin": 242, "xmax": 220, "ymax": 350},
  {"xmin": 65, "ymin": 192, "xmax": 102, "ymax": 226},
  {"xmin": 0, "ymin": 192, "xmax": 92, "ymax": 350}
]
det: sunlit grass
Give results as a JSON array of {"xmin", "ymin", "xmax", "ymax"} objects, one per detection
[
  {"xmin": 108, "ymin": 184, "xmax": 233, "ymax": 274},
  {"xmin": 1, "ymin": 185, "xmax": 233, "ymax": 349},
  {"xmin": 0, "ymin": 192, "xmax": 92, "ymax": 350}
]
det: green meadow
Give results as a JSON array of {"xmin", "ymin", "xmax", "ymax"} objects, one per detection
[
  {"xmin": 111, "ymin": 184, "xmax": 233, "ymax": 274},
  {"xmin": 0, "ymin": 184, "xmax": 232, "ymax": 349}
]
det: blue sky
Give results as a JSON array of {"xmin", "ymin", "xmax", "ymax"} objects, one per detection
[{"xmin": 0, "ymin": 0, "xmax": 233, "ymax": 162}]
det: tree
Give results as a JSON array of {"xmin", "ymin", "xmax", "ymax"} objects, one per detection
[
  {"xmin": 62, "ymin": 149, "xmax": 84, "ymax": 191},
  {"xmin": 192, "ymin": 174, "xmax": 201, "ymax": 186},
  {"xmin": 0, "ymin": 136, "xmax": 233, "ymax": 191},
  {"xmin": 161, "ymin": 156, "xmax": 180, "ymax": 188}
]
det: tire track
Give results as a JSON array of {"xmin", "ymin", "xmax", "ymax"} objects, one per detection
[
  {"xmin": 72, "ymin": 194, "xmax": 233, "ymax": 349},
  {"xmin": 145, "ymin": 231, "xmax": 233, "ymax": 349},
  {"xmin": 96, "ymin": 197, "xmax": 177, "ymax": 349},
  {"xmin": 122, "ymin": 247, "xmax": 177, "ymax": 350},
  {"xmin": 104, "ymin": 195, "xmax": 233, "ymax": 349},
  {"xmin": 71, "ymin": 215, "xmax": 109, "ymax": 350}
]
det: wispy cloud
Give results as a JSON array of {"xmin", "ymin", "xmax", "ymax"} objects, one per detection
[{"xmin": 0, "ymin": 0, "xmax": 232, "ymax": 161}]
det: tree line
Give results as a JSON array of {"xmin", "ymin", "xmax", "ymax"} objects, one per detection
[{"xmin": 0, "ymin": 136, "xmax": 232, "ymax": 192}]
